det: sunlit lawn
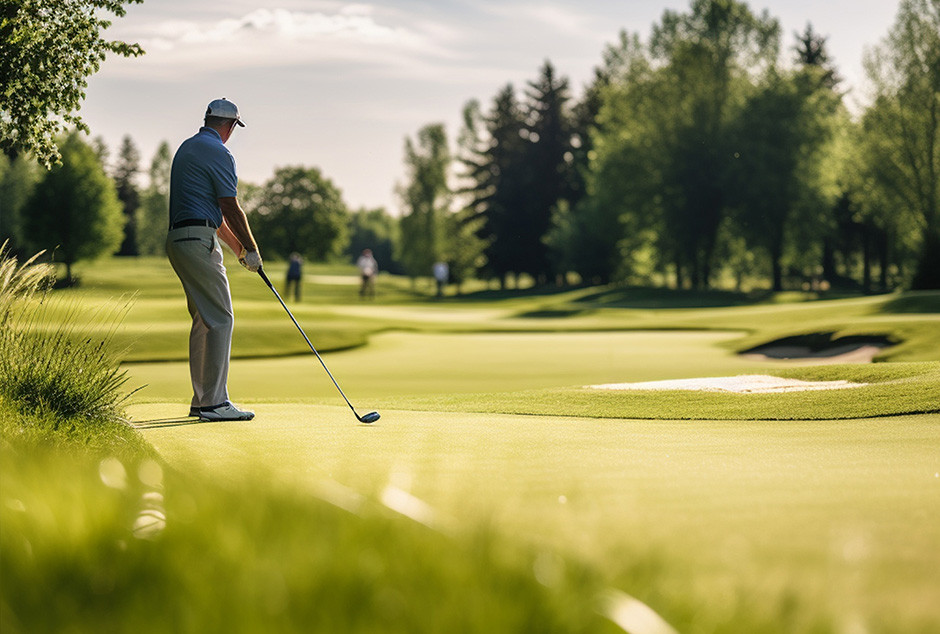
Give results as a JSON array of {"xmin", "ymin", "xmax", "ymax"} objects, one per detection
[{"xmin": 16, "ymin": 256, "xmax": 940, "ymax": 631}]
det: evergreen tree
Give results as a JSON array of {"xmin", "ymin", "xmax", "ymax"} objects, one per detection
[
  {"xmin": 793, "ymin": 23, "xmax": 842, "ymax": 90},
  {"xmin": 473, "ymin": 85, "xmax": 528, "ymax": 287},
  {"xmin": 113, "ymin": 135, "xmax": 140, "ymax": 255},
  {"xmin": 519, "ymin": 61, "xmax": 574, "ymax": 283}
]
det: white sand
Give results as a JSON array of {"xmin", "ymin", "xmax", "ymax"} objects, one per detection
[{"xmin": 586, "ymin": 375, "xmax": 867, "ymax": 394}]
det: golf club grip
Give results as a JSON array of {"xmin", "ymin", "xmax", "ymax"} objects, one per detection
[{"xmin": 258, "ymin": 267, "xmax": 273, "ymax": 289}]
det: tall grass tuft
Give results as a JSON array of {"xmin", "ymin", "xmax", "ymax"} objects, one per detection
[{"xmin": 0, "ymin": 244, "xmax": 133, "ymax": 422}]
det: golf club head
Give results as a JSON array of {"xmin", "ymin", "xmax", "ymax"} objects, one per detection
[{"xmin": 359, "ymin": 411, "xmax": 380, "ymax": 424}]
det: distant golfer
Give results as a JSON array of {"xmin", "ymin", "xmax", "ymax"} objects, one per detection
[
  {"xmin": 357, "ymin": 248, "xmax": 378, "ymax": 299},
  {"xmin": 433, "ymin": 260, "xmax": 449, "ymax": 297},
  {"xmin": 285, "ymin": 252, "xmax": 303, "ymax": 301},
  {"xmin": 166, "ymin": 97, "xmax": 261, "ymax": 421}
]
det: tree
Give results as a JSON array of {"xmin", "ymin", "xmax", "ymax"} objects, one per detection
[
  {"xmin": 136, "ymin": 141, "xmax": 171, "ymax": 256},
  {"xmin": 0, "ymin": 153, "xmax": 40, "ymax": 254},
  {"xmin": 519, "ymin": 60, "xmax": 574, "ymax": 283},
  {"xmin": 793, "ymin": 23, "xmax": 842, "ymax": 90},
  {"xmin": 250, "ymin": 166, "xmax": 350, "ymax": 262},
  {"xmin": 347, "ymin": 207, "xmax": 402, "ymax": 275},
  {"xmin": 464, "ymin": 85, "xmax": 528, "ymax": 287},
  {"xmin": 860, "ymin": 0, "xmax": 940, "ymax": 289},
  {"xmin": 549, "ymin": 30, "xmax": 654, "ymax": 285},
  {"xmin": 396, "ymin": 123, "xmax": 451, "ymax": 280},
  {"xmin": 22, "ymin": 131, "xmax": 123, "ymax": 283},
  {"xmin": 113, "ymin": 135, "xmax": 140, "ymax": 255},
  {"xmin": 649, "ymin": 0, "xmax": 780, "ymax": 288},
  {"xmin": 443, "ymin": 207, "xmax": 485, "ymax": 294},
  {"xmin": 0, "ymin": 0, "xmax": 143, "ymax": 166},
  {"xmin": 728, "ymin": 68, "xmax": 840, "ymax": 291}
]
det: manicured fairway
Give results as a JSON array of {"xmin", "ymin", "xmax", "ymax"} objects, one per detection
[
  {"xmin": 131, "ymin": 402, "xmax": 940, "ymax": 631},
  {"xmin": 123, "ymin": 330, "xmax": 764, "ymax": 403}
]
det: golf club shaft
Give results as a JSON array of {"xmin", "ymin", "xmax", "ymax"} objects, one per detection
[{"xmin": 257, "ymin": 267, "xmax": 361, "ymax": 418}]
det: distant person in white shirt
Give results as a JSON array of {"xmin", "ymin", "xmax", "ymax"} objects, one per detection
[{"xmin": 357, "ymin": 248, "xmax": 378, "ymax": 299}]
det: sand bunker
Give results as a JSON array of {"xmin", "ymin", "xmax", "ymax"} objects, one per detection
[
  {"xmin": 740, "ymin": 335, "xmax": 893, "ymax": 365},
  {"xmin": 586, "ymin": 375, "xmax": 867, "ymax": 394}
]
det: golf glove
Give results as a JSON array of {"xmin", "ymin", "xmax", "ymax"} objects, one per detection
[{"xmin": 239, "ymin": 248, "xmax": 263, "ymax": 272}]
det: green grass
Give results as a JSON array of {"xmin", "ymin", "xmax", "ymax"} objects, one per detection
[
  {"xmin": 48, "ymin": 257, "xmax": 940, "ymax": 364},
  {"xmin": 387, "ymin": 361, "xmax": 940, "ymax": 420},
  {"xmin": 5, "ymin": 255, "xmax": 940, "ymax": 632},
  {"xmin": 1, "ymin": 416, "xmax": 618, "ymax": 634},
  {"xmin": 131, "ymin": 403, "xmax": 940, "ymax": 633}
]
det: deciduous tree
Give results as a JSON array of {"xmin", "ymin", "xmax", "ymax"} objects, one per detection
[
  {"xmin": 0, "ymin": 0, "xmax": 143, "ymax": 166},
  {"xmin": 136, "ymin": 141, "xmax": 171, "ymax": 256},
  {"xmin": 251, "ymin": 166, "xmax": 350, "ymax": 262},
  {"xmin": 860, "ymin": 0, "xmax": 940, "ymax": 289},
  {"xmin": 22, "ymin": 132, "xmax": 123, "ymax": 283}
]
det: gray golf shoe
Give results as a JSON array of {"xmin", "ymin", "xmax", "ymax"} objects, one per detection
[{"xmin": 191, "ymin": 401, "xmax": 255, "ymax": 421}]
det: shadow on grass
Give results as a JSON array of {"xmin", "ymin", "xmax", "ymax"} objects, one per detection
[
  {"xmin": 130, "ymin": 417, "xmax": 202, "ymax": 429},
  {"xmin": 878, "ymin": 291, "xmax": 940, "ymax": 314}
]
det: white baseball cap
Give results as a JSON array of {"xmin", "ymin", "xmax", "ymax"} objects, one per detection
[{"xmin": 205, "ymin": 98, "xmax": 245, "ymax": 127}]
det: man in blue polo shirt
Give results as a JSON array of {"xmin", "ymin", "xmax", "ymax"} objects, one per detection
[{"xmin": 166, "ymin": 98, "xmax": 262, "ymax": 421}]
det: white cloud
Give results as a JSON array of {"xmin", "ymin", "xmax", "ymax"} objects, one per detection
[
  {"xmin": 479, "ymin": 2, "xmax": 599, "ymax": 39},
  {"xmin": 110, "ymin": 5, "xmax": 451, "ymax": 77}
]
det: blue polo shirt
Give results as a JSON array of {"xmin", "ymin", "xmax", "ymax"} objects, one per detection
[{"xmin": 168, "ymin": 127, "xmax": 238, "ymax": 228}]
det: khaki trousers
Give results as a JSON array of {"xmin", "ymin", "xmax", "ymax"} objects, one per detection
[{"xmin": 166, "ymin": 226, "xmax": 233, "ymax": 408}]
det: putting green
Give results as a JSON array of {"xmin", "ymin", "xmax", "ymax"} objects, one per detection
[{"xmin": 131, "ymin": 402, "xmax": 940, "ymax": 628}]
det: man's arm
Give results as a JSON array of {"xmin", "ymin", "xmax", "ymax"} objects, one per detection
[
  {"xmin": 218, "ymin": 196, "xmax": 262, "ymax": 271},
  {"xmin": 218, "ymin": 197, "xmax": 259, "ymax": 254},
  {"xmin": 216, "ymin": 220, "xmax": 242, "ymax": 255}
]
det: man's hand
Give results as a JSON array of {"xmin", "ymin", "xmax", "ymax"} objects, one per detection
[{"xmin": 239, "ymin": 248, "xmax": 263, "ymax": 272}]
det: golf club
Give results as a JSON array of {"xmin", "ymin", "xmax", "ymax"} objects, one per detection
[{"xmin": 257, "ymin": 267, "xmax": 380, "ymax": 424}]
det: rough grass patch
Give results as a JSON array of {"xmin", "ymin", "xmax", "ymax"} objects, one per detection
[{"xmin": 0, "ymin": 247, "xmax": 135, "ymax": 422}]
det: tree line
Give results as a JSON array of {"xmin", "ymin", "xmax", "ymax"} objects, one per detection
[
  {"xmin": 2, "ymin": 0, "xmax": 937, "ymax": 291},
  {"xmin": 0, "ymin": 135, "xmax": 397, "ymax": 282},
  {"xmin": 397, "ymin": 0, "xmax": 939, "ymax": 292}
]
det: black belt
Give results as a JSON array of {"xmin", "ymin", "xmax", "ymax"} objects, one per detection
[{"xmin": 170, "ymin": 218, "xmax": 217, "ymax": 230}]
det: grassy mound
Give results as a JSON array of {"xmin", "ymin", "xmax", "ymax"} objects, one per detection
[{"xmin": 384, "ymin": 362, "xmax": 940, "ymax": 420}]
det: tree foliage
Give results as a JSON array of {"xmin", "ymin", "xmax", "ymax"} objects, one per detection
[
  {"xmin": 0, "ymin": 152, "xmax": 40, "ymax": 254},
  {"xmin": 112, "ymin": 135, "xmax": 140, "ymax": 255},
  {"xmin": 347, "ymin": 207, "xmax": 402, "ymax": 275},
  {"xmin": 397, "ymin": 123, "xmax": 451, "ymax": 279},
  {"xmin": 728, "ymin": 68, "xmax": 840, "ymax": 290},
  {"xmin": 136, "ymin": 141, "xmax": 171, "ymax": 256},
  {"xmin": 250, "ymin": 166, "xmax": 350, "ymax": 263},
  {"xmin": 519, "ymin": 61, "xmax": 574, "ymax": 283},
  {"xmin": 22, "ymin": 131, "xmax": 123, "ymax": 282},
  {"xmin": 0, "ymin": 0, "xmax": 144, "ymax": 166},
  {"xmin": 860, "ymin": 0, "xmax": 940, "ymax": 289}
]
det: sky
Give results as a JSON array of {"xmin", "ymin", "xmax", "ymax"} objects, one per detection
[{"xmin": 80, "ymin": 0, "xmax": 902, "ymax": 214}]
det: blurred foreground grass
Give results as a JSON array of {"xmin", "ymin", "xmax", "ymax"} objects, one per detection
[{"xmin": 0, "ymin": 407, "xmax": 617, "ymax": 634}]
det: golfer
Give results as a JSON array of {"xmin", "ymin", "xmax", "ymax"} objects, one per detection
[
  {"xmin": 166, "ymin": 98, "xmax": 261, "ymax": 421},
  {"xmin": 357, "ymin": 248, "xmax": 378, "ymax": 299}
]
